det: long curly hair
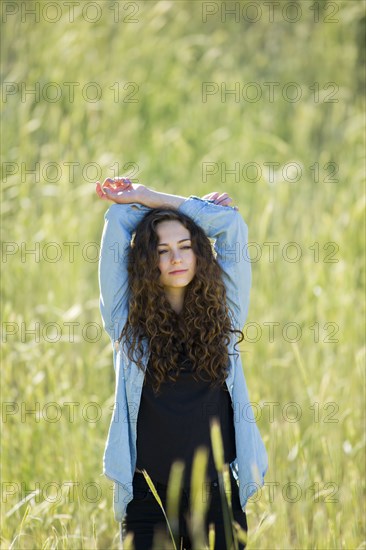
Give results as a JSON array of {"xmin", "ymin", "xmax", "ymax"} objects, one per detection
[{"xmin": 118, "ymin": 207, "xmax": 245, "ymax": 395}]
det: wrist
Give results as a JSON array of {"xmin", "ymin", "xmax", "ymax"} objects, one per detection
[
  {"xmin": 139, "ymin": 187, "xmax": 187, "ymax": 210},
  {"xmin": 137, "ymin": 186, "xmax": 156, "ymax": 207}
]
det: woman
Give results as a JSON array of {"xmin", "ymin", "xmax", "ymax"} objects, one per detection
[{"xmin": 96, "ymin": 177, "xmax": 268, "ymax": 549}]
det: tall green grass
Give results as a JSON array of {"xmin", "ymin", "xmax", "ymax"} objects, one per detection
[
  {"xmin": 127, "ymin": 422, "xmax": 248, "ymax": 549},
  {"xmin": 1, "ymin": 0, "xmax": 365, "ymax": 548}
]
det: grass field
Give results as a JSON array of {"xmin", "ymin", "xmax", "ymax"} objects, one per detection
[{"xmin": 1, "ymin": 0, "xmax": 365, "ymax": 548}]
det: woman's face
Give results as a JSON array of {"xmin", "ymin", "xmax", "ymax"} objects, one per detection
[{"xmin": 156, "ymin": 220, "xmax": 197, "ymax": 290}]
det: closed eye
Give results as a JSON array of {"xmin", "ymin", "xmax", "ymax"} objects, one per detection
[{"xmin": 158, "ymin": 246, "xmax": 191, "ymax": 255}]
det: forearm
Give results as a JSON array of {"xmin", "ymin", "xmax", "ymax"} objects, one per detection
[{"xmin": 138, "ymin": 186, "xmax": 187, "ymax": 209}]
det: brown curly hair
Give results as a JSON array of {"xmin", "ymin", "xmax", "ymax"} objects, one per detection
[{"xmin": 118, "ymin": 207, "xmax": 245, "ymax": 395}]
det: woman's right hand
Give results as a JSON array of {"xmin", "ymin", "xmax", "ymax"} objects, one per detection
[{"xmin": 95, "ymin": 177, "xmax": 146, "ymax": 204}]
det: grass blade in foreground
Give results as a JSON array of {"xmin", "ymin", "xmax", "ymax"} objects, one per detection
[
  {"xmin": 166, "ymin": 461, "xmax": 185, "ymax": 550},
  {"xmin": 189, "ymin": 446, "xmax": 210, "ymax": 549},
  {"xmin": 141, "ymin": 468, "xmax": 178, "ymax": 550},
  {"xmin": 210, "ymin": 418, "xmax": 239, "ymax": 550}
]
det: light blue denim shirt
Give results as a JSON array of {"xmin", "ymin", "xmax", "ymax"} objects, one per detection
[{"xmin": 98, "ymin": 195, "xmax": 268, "ymax": 522}]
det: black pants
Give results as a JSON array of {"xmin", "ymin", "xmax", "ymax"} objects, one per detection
[{"xmin": 120, "ymin": 469, "xmax": 248, "ymax": 550}]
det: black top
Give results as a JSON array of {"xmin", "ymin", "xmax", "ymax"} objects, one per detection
[{"xmin": 136, "ymin": 345, "xmax": 236, "ymax": 488}]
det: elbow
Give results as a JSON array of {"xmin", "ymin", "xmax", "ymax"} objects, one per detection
[{"xmin": 104, "ymin": 202, "xmax": 121, "ymax": 220}]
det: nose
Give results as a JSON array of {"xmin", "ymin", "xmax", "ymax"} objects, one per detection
[{"xmin": 170, "ymin": 249, "xmax": 183, "ymax": 264}]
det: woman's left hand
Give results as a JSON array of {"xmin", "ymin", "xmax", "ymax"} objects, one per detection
[{"xmin": 201, "ymin": 191, "xmax": 239, "ymax": 210}]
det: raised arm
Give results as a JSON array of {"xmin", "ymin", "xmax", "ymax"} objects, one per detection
[
  {"xmin": 98, "ymin": 202, "xmax": 152, "ymax": 348},
  {"xmin": 177, "ymin": 196, "xmax": 251, "ymax": 330}
]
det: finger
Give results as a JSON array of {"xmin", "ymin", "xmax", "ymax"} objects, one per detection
[
  {"xmin": 96, "ymin": 182, "xmax": 110, "ymax": 200},
  {"xmin": 120, "ymin": 177, "xmax": 131, "ymax": 183},
  {"xmin": 206, "ymin": 192, "xmax": 221, "ymax": 201},
  {"xmin": 102, "ymin": 178, "xmax": 116, "ymax": 190},
  {"xmin": 214, "ymin": 194, "xmax": 232, "ymax": 204},
  {"xmin": 114, "ymin": 177, "xmax": 132, "ymax": 186},
  {"xmin": 103, "ymin": 177, "xmax": 130, "ymax": 189},
  {"xmin": 97, "ymin": 181, "xmax": 108, "ymax": 192},
  {"xmin": 216, "ymin": 200, "xmax": 232, "ymax": 206},
  {"xmin": 96, "ymin": 181, "xmax": 107, "ymax": 197},
  {"xmin": 102, "ymin": 186, "xmax": 113, "ymax": 195},
  {"xmin": 213, "ymin": 192, "xmax": 228, "ymax": 201}
]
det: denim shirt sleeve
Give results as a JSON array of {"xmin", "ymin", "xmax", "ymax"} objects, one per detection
[
  {"xmin": 178, "ymin": 195, "xmax": 251, "ymax": 330},
  {"xmin": 98, "ymin": 202, "xmax": 152, "ymax": 349}
]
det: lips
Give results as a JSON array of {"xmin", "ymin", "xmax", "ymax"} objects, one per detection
[{"xmin": 169, "ymin": 269, "xmax": 188, "ymax": 275}]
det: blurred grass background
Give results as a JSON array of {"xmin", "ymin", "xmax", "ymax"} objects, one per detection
[{"xmin": 1, "ymin": 0, "xmax": 365, "ymax": 548}]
